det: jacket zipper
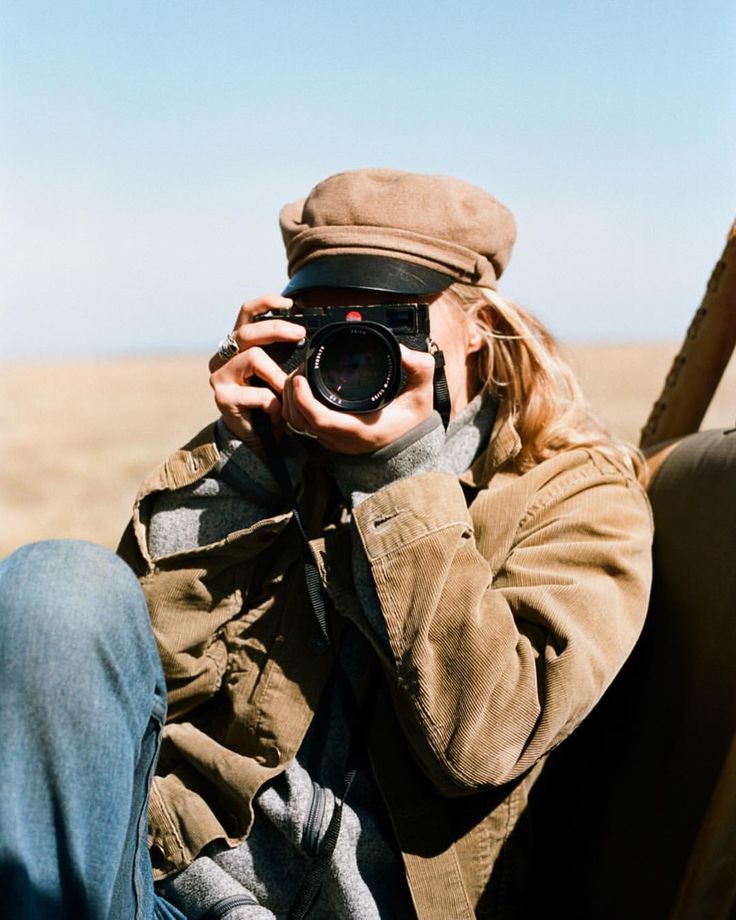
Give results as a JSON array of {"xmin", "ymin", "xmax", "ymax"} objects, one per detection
[
  {"xmin": 200, "ymin": 892, "xmax": 259, "ymax": 919},
  {"xmin": 303, "ymin": 780, "xmax": 327, "ymax": 856}
]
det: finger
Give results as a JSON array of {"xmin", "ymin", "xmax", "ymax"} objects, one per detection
[
  {"xmin": 213, "ymin": 380, "xmax": 283, "ymax": 420},
  {"xmin": 286, "ymin": 371, "xmax": 436, "ymax": 454},
  {"xmin": 287, "ymin": 373, "xmax": 363, "ymax": 439},
  {"xmin": 209, "ymin": 295, "xmax": 296, "ymax": 372},
  {"xmin": 235, "ymin": 294, "xmax": 293, "ymax": 327},
  {"xmin": 281, "ymin": 373, "xmax": 316, "ymax": 435},
  {"xmin": 210, "ymin": 320, "xmax": 305, "ymax": 372},
  {"xmin": 210, "ymin": 350, "xmax": 287, "ymax": 436},
  {"xmin": 233, "ymin": 319, "xmax": 305, "ymax": 351},
  {"xmin": 286, "ymin": 375, "xmax": 399, "ymax": 453},
  {"xmin": 211, "ymin": 350, "xmax": 287, "ymax": 434},
  {"xmin": 210, "ymin": 318, "xmax": 303, "ymax": 377},
  {"xmin": 211, "ymin": 347, "xmax": 289, "ymax": 395},
  {"xmin": 398, "ymin": 345, "xmax": 436, "ymax": 389},
  {"xmin": 214, "ymin": 382, "xmax": 284, "ymax": 442}
]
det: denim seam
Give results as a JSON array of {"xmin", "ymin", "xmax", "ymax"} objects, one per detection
[{"xmin": 134, "ymin": 715, "xmax": 166, "ymax": 920}]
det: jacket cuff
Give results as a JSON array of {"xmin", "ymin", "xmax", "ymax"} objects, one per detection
[{"xmin": 329, "ymin": 413, "xmax": 444, "ymax": 506}]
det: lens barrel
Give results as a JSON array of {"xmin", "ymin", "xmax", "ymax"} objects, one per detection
[{"xmin": 306, "ymin": 322, "xmax": 401, "ymax": 413}]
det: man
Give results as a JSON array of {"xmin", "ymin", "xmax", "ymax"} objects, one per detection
[{"xmin": 0, "ymin": 169, "xmax": 652, "ymax": 919}]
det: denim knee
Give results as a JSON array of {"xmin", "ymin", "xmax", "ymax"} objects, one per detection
[
  {"xmin": 0, "ymin": 539, "xmax": 160, "ymax": 687},
  {"xmin": 0, "ymin": 541, "xmax": 167, "ymax": 920}
]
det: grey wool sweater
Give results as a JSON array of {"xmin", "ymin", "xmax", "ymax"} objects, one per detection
[{"xmin": 149, "ymin": 393, "xmax": 497, "ymax": 920}]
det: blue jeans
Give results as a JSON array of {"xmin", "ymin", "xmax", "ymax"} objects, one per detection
[{"xmin": 0, "ymin": 540, "xmax": 187, "ymax": 920}]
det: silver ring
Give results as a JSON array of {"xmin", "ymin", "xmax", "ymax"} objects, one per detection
[
  {"xmin": 217, "ymin": 332, "xmax": 239, "ymax": 362},
  {"xmin": 286, "ymin": 422, "xmax": 319, "ymax": 440}
]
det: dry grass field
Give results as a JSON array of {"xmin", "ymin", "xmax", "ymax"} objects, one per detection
[{"xmin": 1, "ymin": 344, "xmax": 734, "ymax": 559}]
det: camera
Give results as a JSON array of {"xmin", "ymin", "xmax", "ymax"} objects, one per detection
[{"xmin": 257, "ymin": 303, "xmax": 431, "ymax": 413}]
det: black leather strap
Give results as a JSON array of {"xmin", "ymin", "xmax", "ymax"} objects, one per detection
[{"xmin": 432, "ymin": 349, "xmax": 451, "ymax": 428}]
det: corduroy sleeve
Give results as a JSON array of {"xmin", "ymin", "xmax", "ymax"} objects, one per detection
[{"xmin": 351, "ymin": 449, "xmax": 653, "ymax": 795}]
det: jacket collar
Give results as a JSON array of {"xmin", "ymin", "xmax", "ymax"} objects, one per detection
[
  {"xmin": 138, "ymin": 423, "xmax": 221, "ymax": 497},
  {"xmin": 134, "ymin": 410, "xmax": 522, "ymax": 528},
  {"xmin": 459, "ymin": 412, "xmax": 522, "ymax": 489}
]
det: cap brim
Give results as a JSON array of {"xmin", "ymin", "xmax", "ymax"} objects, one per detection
[{"xmin": 282, "ymin": 254, "xmax": 455, "ymax": 297}]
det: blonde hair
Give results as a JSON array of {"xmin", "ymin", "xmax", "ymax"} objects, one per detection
[{"xmin": 449, "ymin": 283, "xmax": 647, "ymax": 482}]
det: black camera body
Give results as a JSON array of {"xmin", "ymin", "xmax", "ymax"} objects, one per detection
[{"xmin": 257, "ymin": 303, "xmax": 431, "ymax": 413}]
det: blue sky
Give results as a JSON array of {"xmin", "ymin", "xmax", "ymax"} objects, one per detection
[{"xmin": 2, "ymin": 0, "xmax": 735, "ymax": 356}]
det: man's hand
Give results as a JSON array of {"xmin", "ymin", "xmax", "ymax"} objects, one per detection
[
  {"xmin": 281, "ymin": 345, "xmax": 437, "ymax": 454},
  {"xmin": 208, "ymin": 294, "xmax": 304, "ymax": 441}
]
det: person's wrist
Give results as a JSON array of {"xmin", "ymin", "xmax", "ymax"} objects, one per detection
[{"xmin": 329, "ymin": 412, "xmax": 444, "ymax": 502}]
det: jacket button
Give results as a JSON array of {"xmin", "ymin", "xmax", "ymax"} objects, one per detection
[{"xmin": 257, "ymin": 745, "xmax": 282, "ymax": 768}]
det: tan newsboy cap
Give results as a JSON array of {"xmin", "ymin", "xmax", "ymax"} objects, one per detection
[{"xmin": 279, "ymin": 168, "xmax": 516, "ymax": 296}]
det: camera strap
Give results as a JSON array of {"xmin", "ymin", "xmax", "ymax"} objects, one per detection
[
  {"xmin": 247, "ymin": 406, "xmax": 377, "ymax": 919},
  {"xmin": 248, "ymin": 407, "xmax": 332, "ymax": 650},
  {"xmin": 431, "ymin": 347, "xmax": 451, "ymax": 429}
]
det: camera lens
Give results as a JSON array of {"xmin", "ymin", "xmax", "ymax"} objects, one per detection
[{"xmin": 307, "ymin": 322, "xmax": 401, "ymax": 413}]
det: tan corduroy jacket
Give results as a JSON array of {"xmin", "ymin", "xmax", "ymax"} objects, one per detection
[{"xmin": 118, "ymin": 415, "xmax": 653, "ymax": 919}]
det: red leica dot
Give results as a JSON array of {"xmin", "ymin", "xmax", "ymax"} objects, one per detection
[{"xmin": 345, "ymin": 310, "xmax": 363, "ymax": 321}]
